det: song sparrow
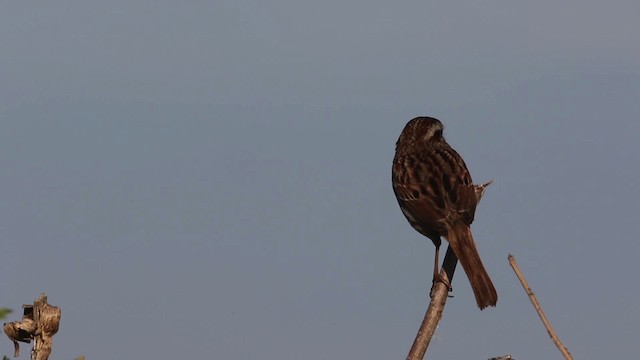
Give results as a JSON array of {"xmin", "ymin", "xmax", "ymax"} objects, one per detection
[{"xmin": 392, "ymin": 116, "xmax": 497, "ymax": 309}]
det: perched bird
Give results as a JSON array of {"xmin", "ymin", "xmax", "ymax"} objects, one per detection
[{"xmin": 392, "ymin": 116, "xmax": 497, "ymax": 309}]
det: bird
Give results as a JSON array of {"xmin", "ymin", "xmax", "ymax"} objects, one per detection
[{"xmin": 391, "ymin": 116, "xmax": 497, "ymax": 309}]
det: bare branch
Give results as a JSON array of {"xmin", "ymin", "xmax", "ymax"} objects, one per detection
[
  {"xmin": 406, "ymin": 246, "xmax": 458, "ymax": 360},
  {"xmin": 508, "ymin": 254, "xmax": 573, "ymax": 360}
]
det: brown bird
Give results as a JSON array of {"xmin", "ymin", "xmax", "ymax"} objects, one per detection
[{"xmin": 392, "ymin": 116, "xmax": 497, "ymax": 309}]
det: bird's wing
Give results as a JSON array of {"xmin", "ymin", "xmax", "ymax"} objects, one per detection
[{"xmin": 392, "ymin": 181, "xmax": 448, "ymax": 236}]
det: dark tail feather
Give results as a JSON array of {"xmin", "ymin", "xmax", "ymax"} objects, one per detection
[{"xmin": 446, "ymin": 224, "xmax": 497, "ymax": 309}]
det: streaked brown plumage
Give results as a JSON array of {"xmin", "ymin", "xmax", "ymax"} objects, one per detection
[{"xmin": 392, "ymin": 116, "xmax": 497, "ymax": 309}]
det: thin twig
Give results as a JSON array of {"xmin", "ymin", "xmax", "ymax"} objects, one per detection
[
  {"xmin": 508, "ymin": 254, "xmax": 573, "ymax": 360},
  {"xmin": 406, "ymin": 246, "xmax": 458, "ymax": 360}
]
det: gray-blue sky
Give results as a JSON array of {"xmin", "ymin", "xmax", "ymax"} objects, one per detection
[{"xmin": 1, "ymin": 1, "xmax": 639, "ymax": 359}]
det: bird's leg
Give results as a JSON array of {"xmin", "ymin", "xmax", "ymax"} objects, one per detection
[
  {"xmin": 430, "ymin": 244, "xmax": 453, "ymax": 298},
  {"xmin": 432, "ymin": 244, "xmax": 440, "ymax": 285}
]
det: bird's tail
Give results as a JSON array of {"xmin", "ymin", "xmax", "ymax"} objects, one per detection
[{"xmin": 446, "ymin": 224, "xmax": 497, "ymax": 309}]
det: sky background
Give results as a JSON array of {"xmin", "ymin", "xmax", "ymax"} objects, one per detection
[{"xmin": 1, "ymin": 1, "xmax": 639, "ymax": 359}]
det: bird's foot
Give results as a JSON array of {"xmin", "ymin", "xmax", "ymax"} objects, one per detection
[{"xmin": 430, "ymin": 275, "xmax": 454, "ymax": 298}]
